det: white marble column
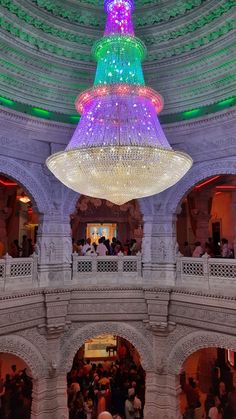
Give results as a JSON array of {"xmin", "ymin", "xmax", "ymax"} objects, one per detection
[
  {"xmin": 142, "ymin": 213, "xmax": 177, "ymax": 286},
  {"xmin": 144, "ymin": 372, "xmax": 181, "ymax": 419},
  {"xmin": 31, "ymin": 374, "xmax": 68, "ymax": 419},
  {"xmin": 36, "ymin": 212, "xmax": 72, "ymax": 287}
]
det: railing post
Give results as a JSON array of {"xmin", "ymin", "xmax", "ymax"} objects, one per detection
[
  {"xmin": 202, "ymin": 254, "xmax": 209, "ymax": 289},
  {"xmin": 91, "ymin": 254, "xmax": 97, "ymax": 273},
  {"xmin": 137, "ymin": 252, "xmax": 142, "ymax": 277},
  {"xmin": 118, "ymin": 253, "xmax": 123, "ymax": 275},
  {"xmin": 176, "ymin": 255, "xmax": 182, "ymax": 283},
  {"xmin": 4, "ymin": 253, "xmax": 11, "ymax": 290},
  {"xmin": 32, "ymin": 253, "xmax": 39, "ymax": 286},
  {"xmin": 72, "ymin": 253, "xmax": 78, "ymax": 277}
]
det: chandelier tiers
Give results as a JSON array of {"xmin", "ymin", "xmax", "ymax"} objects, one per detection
[{"xmin": 46, "ymin": 0, "xmax": 192, "ymax": 205}]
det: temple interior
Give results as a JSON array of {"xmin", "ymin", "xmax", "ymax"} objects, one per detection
[{"xmin": 0, "ymin": 0, "xmax": 235, "ymax": 417}]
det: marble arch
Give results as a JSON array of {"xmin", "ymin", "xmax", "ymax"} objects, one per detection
[
  {"xmin": 0, "ymin": 334, "xmax": 47, "ymax": 379},
  {"xmin": 167, "ymin": 330, "xmax": 236, "ymax": 375},
  {"xmin": 0, "ymin": 157, "xmax": 51, "ymax": 214},
  {"xmin": 59, "ymin": 322, "xmax": 155, "ymax": 373},
  {"xmin": 159, "ymin": 157, "xmax": 236, "ymax": 215}
]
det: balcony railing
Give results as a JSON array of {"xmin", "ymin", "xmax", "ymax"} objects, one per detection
[
  {"xmin": 72, "ymin": 253, "xmax": 142, "ymax": 284},
  {"xmin": 0, "ymin": 254, "xmax": 38, "ymax": 291},
  {"xmin": 176, "ymin": 256, "xmax": 236, "ymax": 290}
]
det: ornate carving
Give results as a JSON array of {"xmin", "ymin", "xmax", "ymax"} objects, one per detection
[
  {"xmin": 0, "ymin": 334, "xmax": 47, "ymax": 378},
  {"xmin": 59, "ymin": 321, "xmax": 155, "ymax": 373},
  {"xmin": 167, "ymin": 330, "xmax": 236, "ymax": 375},
  {"xmin": 0, "ymin": 156, "xmax": 51, "ymax": 213},
  {"xmin": 160, "ymin": 158, "xmax": 236, "ymax": 215}
]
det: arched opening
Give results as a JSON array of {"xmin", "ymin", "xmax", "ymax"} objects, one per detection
[
  {"xmin": 179, "ymin": 347, "xmax": 236, "ymax": 418},
  {"xmin": 176, "ymin": 174, "xmax": 236, "ymax": 257},
  {"xmin": 0, "ymin": 174, "xmax": 39, "ymax": 257},
  {"xmin": 70, "ymin": 195, "xmax": 143, "ymax": 255},
  {"xmin": 0, "ymin": 352, "xmax": 33, "ymax": 418},
  {"xmin": 67, "ymin": 334, "xmax": 145, "ymax": 418}
]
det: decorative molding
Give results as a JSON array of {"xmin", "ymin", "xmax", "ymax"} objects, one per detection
[
  {"xmin": 59, "ymin": 321, "xmax": 155, "ymax": 372},
  {"xmin": 0, "ymin": 334, "xmax": 46, "ymax": 378},
  {"xmin": 167, "ymin": 330, "xmax": 236, "ymax": 375},
  {"xmin": 0, "ymin": 156, "xmax": 52, "ymax": 213},
  {"xmin": 160, "ymin": 157, "xmax": 236, "ymax": 214}
]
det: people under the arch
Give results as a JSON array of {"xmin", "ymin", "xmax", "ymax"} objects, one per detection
[
  {"xmin": 0, "ymin": 363, "xmax": 32, "ymax": 419},
  {"xmin": 67, "ymin": 338, "xmax": 145, "ymax": 419}
]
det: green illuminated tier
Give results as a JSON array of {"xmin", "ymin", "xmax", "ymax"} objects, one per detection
[{"xmin": 93, "ymin": 36, "xmax": 147, "ymax": 86}]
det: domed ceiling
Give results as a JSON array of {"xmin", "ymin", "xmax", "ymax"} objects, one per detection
[{"xmin": 0, "ymin": 0, "xmax": 235, "ymax": 123}]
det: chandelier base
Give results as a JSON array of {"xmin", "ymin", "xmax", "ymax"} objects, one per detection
[{"xmin": 46, "ymin": 145, "xmax": 192, "ymax": 205}]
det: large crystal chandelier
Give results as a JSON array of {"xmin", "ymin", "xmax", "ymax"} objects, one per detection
[{"xmin": 46, "ymin": 0, "xmax": 192, "ymax": 205}]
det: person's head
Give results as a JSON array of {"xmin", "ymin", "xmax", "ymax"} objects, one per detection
[
  {"xmin": 221, "ymin": 238, "xmax": 228, "ymax": 244},
  {"xmin": 208, "ymin": 237, "xmax": 212, "ymax": 243},
  {"xmin": 98, "ymin": 412, "xmax": 113, "ymax": 419},
  {"xmin": 112, "ymin": 237, "xmax": 117, "ymax": 243},
  {"xmin": 184, "ymin": 241, "xmax": 189, "ymax": 246},
  {"xmin": 98, "ymin": 237, "xmax": 102, "ymax": 244},
  {"xmin": 86, "ymin": 238, "xmax": 91, "ymax": 245},
  {"xmin": 195, "ymin": 241, "xmax": 201, "ymax": 247},
  {"xmin": 22, "ymin": 235, "xmax": 27, "ymax": 241},
  {"xmin": 11, "ymin": 364, "xmax": 17, "ymax": 372}
]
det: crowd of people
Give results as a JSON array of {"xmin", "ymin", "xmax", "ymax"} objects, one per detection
[
  {"xmin": 67, "ymin": 343, "xmax": 145, "ymax": 419},
  {"xmin": 183, "ymin": 238, "xmax": 234, "ymax": 259},
  {"xmin": 0, "ymin": 235, "xmax": 34, "ymax": 258},
  {"xmin": 72, "ymin": 237, "xmax": 140, "ymax": 257},
  {"xmin": 0, "ymin": 364, "xmax": 32, "ymax": 419},
  {"xmin": 182, "ymin": 362, "xmax": 236, "ymax": 419}
]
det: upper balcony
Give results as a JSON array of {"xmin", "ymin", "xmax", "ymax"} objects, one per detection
[{"xmin": 1, "ymin": 252, "xmax": 236, "ymax": 295}]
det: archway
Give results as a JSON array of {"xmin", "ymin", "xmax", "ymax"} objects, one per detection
[
  {"xmin": 176, "ymin": 174, "xmax": 236, "ymax": 256},
  {"xmin": 59, "ymin": 322, "xmax": 154, "ymax": 418},
  {"xmin": 155, "ymin": 158, "xmax": 236, "ymax": 216},
  {"xmin": 178, "ymin": 346, "xmax": 236, "ymax": 417},
  {"xmin": 0, "ymin": 334, "xmax": 47, "ymax": 419},
  {"xmin": 0, "ymin": 174, "xmax": 39, "ymax": 257},
  {"xmin": 70, "ymin": 195, "xmax": 143, "ymax": 254},
  {"xmin": 167, "ymin": 331, "xmax": 236, "ymax": 419},
  {"xmin": 67, "ymin": 334, "xmax": 145, "ymax": 418},
  {"xmin": 0, "ymin": 157, "xmax": 51, "ymax": 214}
]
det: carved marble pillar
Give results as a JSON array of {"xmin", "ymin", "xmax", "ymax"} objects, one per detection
[
  {"xmin": 31, "ymin": 375, "xmax": 68, "ymax": 419},
  {"xmin": 144, "ymin": 372, "xmax": 181, "ymax": 419},
  {"xmin": 36, "ymin": 212, "xmax": 72, "ymax": 287},
  {"xmin": 142, "ymin": 213, "xmax": 177, "ymax": 286}
]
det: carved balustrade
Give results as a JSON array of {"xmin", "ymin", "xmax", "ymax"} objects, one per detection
[
  {"xmin": 72, "ymin": 253, "xmax": 142, "ymax": 284},
  {"xmin": 176, "ymin": 256, "xmax": 236, "ymax": 291},
  {"xmin": 0, "ymin": 254, "xmax": 38, "ymax": 290}
]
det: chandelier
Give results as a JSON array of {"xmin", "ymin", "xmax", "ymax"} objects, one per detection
[{"xmin": 46, "ymin": 0, "xmax": 192, "ymax": 205}]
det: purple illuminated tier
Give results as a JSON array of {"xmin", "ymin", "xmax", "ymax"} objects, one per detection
[
  {"xmin": 67, "ymin": 95, "xmax": 171, "ymax": 150},
  {"xmin": 104, "ymin": 0, "xmax": 134, "ymax": 36}
]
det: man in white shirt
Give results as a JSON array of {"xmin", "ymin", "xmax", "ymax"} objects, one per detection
[
  {"xmin": 96, "ymin": 238, "xmax": 107, "ymax": 256},
  {"xmin": 82, "ymin": 238, "xmax": 95, "ymax": 255}
]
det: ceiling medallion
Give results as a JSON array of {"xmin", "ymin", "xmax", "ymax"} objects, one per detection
[{"xmin": 46, "ymin": 0, "xmax": 192, "ymax": 205}]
